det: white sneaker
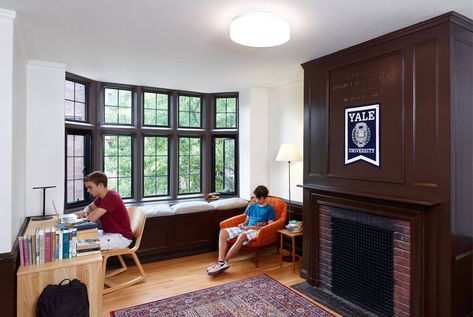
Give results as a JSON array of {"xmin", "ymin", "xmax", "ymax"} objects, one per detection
[{"xmin": 207, "ymin": 261, "xmax": 229, "ymax": 276}]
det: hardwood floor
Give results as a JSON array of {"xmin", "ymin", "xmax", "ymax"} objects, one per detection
[{"xmin": 102, "ymin": 248, "xmax": 305, "ymax": 316}]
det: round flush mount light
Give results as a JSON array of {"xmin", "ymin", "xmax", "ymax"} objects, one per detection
[{"xmin": 230, "ymin": 12, "xmax": 290, "ymax": 47}]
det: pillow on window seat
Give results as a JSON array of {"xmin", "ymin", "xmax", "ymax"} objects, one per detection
[
  {"xmin": 209, "ymin": 197, "xmax": 249, "ymax": 210},
  {"xmin": 171, "ymin": 201, "xmax": 215, "ymax": 215},
  {"xmin": 142, "ymin": 204, "xmax": 174, "ymax": 217}
]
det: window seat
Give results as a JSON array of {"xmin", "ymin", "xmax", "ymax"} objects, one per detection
[{"xmin": 136, "ymin": 198, "xmax": 248, "ymax": 262}]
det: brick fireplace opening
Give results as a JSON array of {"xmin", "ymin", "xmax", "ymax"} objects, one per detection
[{"xmin": 319, "ymin": 205, "xmax": 411, "ymax": 317}]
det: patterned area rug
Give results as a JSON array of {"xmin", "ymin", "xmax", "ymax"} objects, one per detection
[{"xmin": 110, "ymin": 274, "xmax": 339, "ymax": 317}]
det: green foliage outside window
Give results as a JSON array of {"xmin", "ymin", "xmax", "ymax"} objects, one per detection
[
  {"xmin": 215, "ymin": 97, "xmax": 237, "ymax": 128},
  {"xmin": 178, "ymin": 96, "xmax": 201, "ymax": 128},
  {"xmin": 179, "ymin": 137, "xmax": 201, "ymax": 194},
  {"xmin": 104, "ymin": 88, "xmax": 132, "ymax": 124},
  {"xmin": 104, "ymin": 135, "xmax": 132, "ymax": 198},
  {"xmin": 214, "ymin": 138, "xmax": 235, "ymax": 193},
  {"xmin": 144, "ymin": 92, "xmax": 169, "ymax": 126},
  {"xmin": 143, "ymin": 136, "xmax": 169, "ymax": 196}
]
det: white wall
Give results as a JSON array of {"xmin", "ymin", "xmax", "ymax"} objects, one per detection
[
  {"xmin": 26, "ymin": 61, "xmax": 66, "ymax": 217},
  {"xmin": 239, "ymin": 88, "xmax": 270, "ymax": 200},
  {"xmin": 11, "ymin": 12, "xmax": 28, "ymax": 247},
  {"xmin": 267, "ymin": 80, "xmax": 304, "ymax": 203},
  {"xmin": 0, "ymin": 9, "xmax": 16, "ymax": 253}
]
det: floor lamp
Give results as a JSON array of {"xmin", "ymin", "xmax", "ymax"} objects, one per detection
[{"xmin": 276, "ymin": 144, "xmax": 302, "ymax": 204}]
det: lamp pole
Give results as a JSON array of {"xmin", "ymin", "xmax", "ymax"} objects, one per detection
[{"xmin": 288, "ymin": 160, "xmax": 292, "ymax": 205}]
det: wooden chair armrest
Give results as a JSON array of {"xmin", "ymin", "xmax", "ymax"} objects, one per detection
[{"xmin": 220, "ymin": 214, "xmax": 246, "ymax": 229}]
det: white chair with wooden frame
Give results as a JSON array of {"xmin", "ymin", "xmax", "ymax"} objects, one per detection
[{"xmin": 101, "ymin": 207, "xmax": 146, "ymax": 294}]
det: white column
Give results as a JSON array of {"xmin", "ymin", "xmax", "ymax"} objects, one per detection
[
  {"xmin": 0, "ymin": 8, "xmax": 16, "ymax": 253},
  {"xmin": 26, "ymin": 60, "xmax": 66, "ymax": 217},
  {"xmin": 267, "ymin": 80, "xmax": 304, "ymax": 202},
  {"xmin": 239, "ymin": 88, "xmax": 270, "ymax": 200}
]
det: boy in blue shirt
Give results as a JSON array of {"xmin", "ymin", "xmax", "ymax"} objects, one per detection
[{"xmin": 208, "ymin": 185, "xmax": 276, "ymax": 276}]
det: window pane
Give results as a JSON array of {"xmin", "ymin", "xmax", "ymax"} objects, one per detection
[
  {"xmin": 105, "ymin": 106, "xmax": 118, "ymax": 123},
  {"xmin": 118, "ymin": 106, "xmax": 132, "ymax": 124},
  {"xmin": 144, "ymin": 92, "xmax": 156, "ymax": 109},
  {"xmin": 75, "ymin": 83, "xmax": 85, "ymax": 103},
  {"xmin": 216, "ymin": 98, "xmax": 226, "ymax": 112},
  {"xmin": 65, "ymin": 100, "xmax": 75, "ymax": 120},
  {"xmin": 179, "ymin": 96, "xmax": 201, "ymax": 128},
  {"xmin": 216, "ymin": 113, "xmax": 226, "ymax": 127},
  {"xmin": 65, "ymin": 80, "xmax": 75, "ymax": 100},
  {"xmin": 118, "ymin": 178, "xmax": 132, "ymax": 198},
  {"xmin": 179, "ymin": 137, "xmax": 200, "ymax": 194},
  {"xmin": 144, "ymin": 92, "xmax": 168, "ymax": 126},
  {"xmin": 104, "ymin": 88, "xmax": 132, "ymax": 125},
  {"xmin": 103, "ymin": 135, "xmax": 132, "ymax": 198},
  {"xmin": 156, "ymin": 110, "xmax": 168, "ymax": 126},
  {"xmin": 156, "ymin": 94, "xmax": 168, "ymax": 110},
  {"xmin": 215, "ymin": 97, "xmax": 237, "ymax": 128},
  {"xmin": 144, "ymin": 176, "xmax": 155, "ymax": 196},
  {"xmin": 119, "ymin": 90, "xmax": 132, "ymax": 108},
  {"xmin": 144, "ymin": 109, "xmax": 156, "ymax": 125},
  {"xmin": 105, "ymin": 89, "xmax": 118, "ymax": 106},
  {"xmin": 179, "ymin": 112, "xmax": 189, "ymax": 127},
  {"xmin": 119, "ymin": 157, "xmax": 132, "ymax": 177},
  {"xmin": 75, "ymin": 102, "xmax": 85, "ymax": 121},
  {"xmin": 74, "ymin": 180, "xmax": 84, "ymax": 201},
  {"xmin": 214, "ymin": 137, "xmax": 235, "ymax": 193},
  {"xmin": 143, "ymin": 136, "xmax": 169, "ymax": 197},
  {"xmin": 226, "ymin": 97, "xmax": 237, "ymax": 112},
  {"xmin": 65, "ymin": 80, "xmax": 87, "ymax": 122},
  {"xmin": 227, "ymin": 113, "xmax": 236, "ymax": 128},
  {"xmin": 74, "ymin": 157, "xmax": 84, "ymax": 178},
  {"xmin": 66, "ymin": 132, "xmax": 90, "ymax": 206},
  {"xmin": 67, "ymin": 181, "xmax": 74, "ymax": 203}
]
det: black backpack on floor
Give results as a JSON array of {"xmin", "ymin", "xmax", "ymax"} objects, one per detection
[{"xmin": 36, "ymin": 278, "xmax": 90, "ymax": 317}]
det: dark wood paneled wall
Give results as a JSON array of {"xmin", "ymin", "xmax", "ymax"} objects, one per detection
[
  {"xmin": 0, "ymin": 218, "xmax": 29, "ymax": 317},
  {"xmin": 302, "ymin": 12, "xmax": 473, "ymax": 317}
]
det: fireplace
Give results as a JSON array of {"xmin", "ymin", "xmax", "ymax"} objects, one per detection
[
  {"xmin": 319, "ymin": 205, "xmax": 411, "ymax": 317},
  {"xmin": 301, "ymin": 12, "xmax": 472, "ymax": 317}
]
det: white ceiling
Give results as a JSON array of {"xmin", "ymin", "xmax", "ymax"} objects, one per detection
[{"xmin": 1, "ymin": 0, "xmax": 472, "ymax": 93}]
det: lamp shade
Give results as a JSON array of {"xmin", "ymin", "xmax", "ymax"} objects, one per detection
[
  {"xmin": 230, "ymin": 12, "xmax": 290, "ymax": 47},
  {"xmin": 276, "ymin": 143, "xmax": 302, "ymax": 162}
]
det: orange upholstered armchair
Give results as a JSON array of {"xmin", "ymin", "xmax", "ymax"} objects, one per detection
[{"xmin": 220, "ymin": 197, "xmax": 287, "ymax": 267}]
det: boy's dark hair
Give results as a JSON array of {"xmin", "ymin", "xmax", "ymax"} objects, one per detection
[
  {"xmin": 253, "ymin": 185, "xmax": 269, "ymax": 198},
  {"xmin": 83, "ymin": 171, "xmax": 108, "ymax": 187}
]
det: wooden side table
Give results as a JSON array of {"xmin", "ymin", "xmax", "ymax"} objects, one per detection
[{"xmin": 278, "ymin": 229, "xmax": 303, "ymax": 272}]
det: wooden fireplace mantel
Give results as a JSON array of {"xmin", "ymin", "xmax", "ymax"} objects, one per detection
[{"xmin": 301, "ymin": 184, "xmax": 441, "ymax": 208}]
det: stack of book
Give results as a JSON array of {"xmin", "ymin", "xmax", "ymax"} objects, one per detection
[
  {"xmin": 75, "ymin": 223, "xmax": 101, "ymax": 256},
  {"xmin": 18, "ymin": 221, "xmax": 100, "ymax": 266},
  {"xmin": 285, "ymin": 220, "xmax": 303, "ymax": 233}
]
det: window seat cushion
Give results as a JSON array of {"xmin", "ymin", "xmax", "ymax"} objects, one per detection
[
  {"xmin": 142, "ymin": 204, "xmax": 174, "ymax": 218},
  {"xmin": 210, "ymin": 197, "xmax": 249, "ymax": 210},
  {"xmin": 171, "ymin": 201, "xmax": 215, "ymax": 215}
]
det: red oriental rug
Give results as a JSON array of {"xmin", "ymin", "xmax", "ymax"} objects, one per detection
[{"xmin": 110, "ymin": 274, "xmax": 340, "ymax": 317}]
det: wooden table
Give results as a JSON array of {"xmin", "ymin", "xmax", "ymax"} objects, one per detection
[
  {"xmin": 278, "ymin": 229, "xmax": 303, "ymax": 272},
  {"xmin": 17, "ymin": 217, "xmax": 103, "ymax": 317}
]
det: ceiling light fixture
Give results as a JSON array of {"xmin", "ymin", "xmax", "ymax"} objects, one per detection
[{"xmin": 230, "ymin": 12, "xmax": 290, "ymax": 47}]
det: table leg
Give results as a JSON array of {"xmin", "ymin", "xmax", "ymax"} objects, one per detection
[
  {"xmin": 292, "ymin": 236, "xmax": 296, "ymax": 272},
  {"xmin": 279, "ymin": 233, "xmax": 283, "ymax": 267}
]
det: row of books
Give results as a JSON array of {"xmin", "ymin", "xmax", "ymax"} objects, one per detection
[{"xmin": 18, "ymin": 222, "xmax": 100, "ymax": 266}]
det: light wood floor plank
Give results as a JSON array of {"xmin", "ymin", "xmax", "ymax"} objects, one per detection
[{"xmin": 102, "ymin": 248, "xmax": 304, "ymax": 316}]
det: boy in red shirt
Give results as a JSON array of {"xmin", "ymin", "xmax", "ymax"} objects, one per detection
[{"xmin": 77, "ymin": 171, "xmax": 133, "ymax": 250}]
